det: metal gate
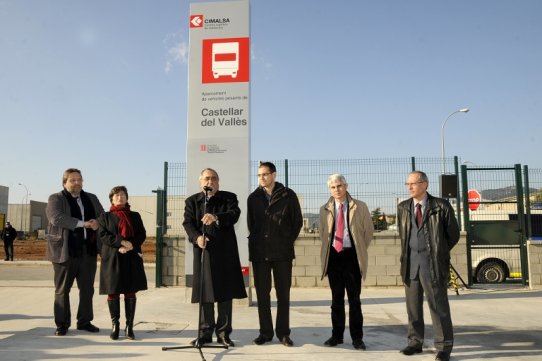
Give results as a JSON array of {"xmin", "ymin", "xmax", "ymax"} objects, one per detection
[{"xmin": 461, "ymin": 164, "xmax": 529, "ymax": 286}]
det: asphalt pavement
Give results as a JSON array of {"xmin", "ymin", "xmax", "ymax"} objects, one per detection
[{"xmin": 1, "ymin": 261, "xmax": 541, "ymax": 361}]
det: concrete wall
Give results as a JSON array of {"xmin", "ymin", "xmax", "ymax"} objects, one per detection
[
  {"xmin": 528, "ymin": 240, "xmax": 542, "ymax": 289},
  {"xmin": 129, "ymin": 196, "xmax": 157, "ymax": 237},
  {"xmin": 159, "ymin": 231, "xmax": 541, "ymax": 289},
  {"xmin": 161, "ymin": 236, "xmax": 186, "ymax": 287},
  {"xmin": 7, "ymin": 201, "xmax": 47, "ymax": 235},
  {"xmin": 0, "ymin": 185, "xmax": 8, "ymax": 215},
  {"xmin": 291, "ymin": 231, "xmax": 469, "ymax": 288}
]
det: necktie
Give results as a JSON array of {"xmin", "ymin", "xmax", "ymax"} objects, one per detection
[
  {"xmin": 416, "ymin": 203, "xmax": 422, "ymax": 227},
  {"xmin": 334, "ymin": 203, "xmax": 344, "ymax": 252}
]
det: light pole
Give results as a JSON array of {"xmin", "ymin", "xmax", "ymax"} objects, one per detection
[
  {"xmin": 441, "ymin": 108, "xmax": 469, "ymax": 174},
  {"xmin": 18, "ymin": 183, "xmax": 29, "ymax": 235}
]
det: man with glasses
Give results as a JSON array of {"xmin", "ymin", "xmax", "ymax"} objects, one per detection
[
  {"xmin": 247, "ymin": 162, "xmax": 303, "ymax": 347},
  {"xmin": 397, "ymin": 171, "xmax": 459, "ymax": 361}
]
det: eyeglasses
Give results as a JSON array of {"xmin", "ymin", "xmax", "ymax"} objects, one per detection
[
  {"xmin": 202, "ymin": 176, "xmax": 218, "ymax": 181},
  {"xmin": 405, "ymin": 181, "xmax": 425, "ymax": 187},
  {"xmin": 257, "ymin": 173, "xmax": 272, "ymax": 178}
]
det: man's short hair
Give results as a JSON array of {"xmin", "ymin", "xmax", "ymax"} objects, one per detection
[
  {"xmin": 62, "ymin": 168, "xmax": 82, "ymax": 185},
  {"xmin": 327, "ymin": 173, "xmax": 348, "ymax": 188},
  {"xmin": 259, "ymin": 161, "xmax": 276, "ymax": 173},
  {"xmin": 409, "ymin": 170, "xmax": 429, "ymax": 183},
  {"xmin": 199, "ymin": 168, "xmax": 219, "ymax": 180}
]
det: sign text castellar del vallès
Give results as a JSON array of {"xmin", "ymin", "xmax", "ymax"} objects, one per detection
[{"xmin": 200, "ymin": 107, "xmax": 247, "ymax": 127}]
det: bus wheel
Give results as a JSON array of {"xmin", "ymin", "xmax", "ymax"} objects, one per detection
[{"xmin": 476, "ymin": 261, "xmax": 506, "ymax": 283}]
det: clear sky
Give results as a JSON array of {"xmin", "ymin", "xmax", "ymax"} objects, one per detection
[{"xmin": 1, "ymin": 0, "xmax": 541, "ymax": 206}]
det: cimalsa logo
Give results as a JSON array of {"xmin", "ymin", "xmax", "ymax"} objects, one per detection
[{"xmin": 190, "ymin": 15, "xmax": 203, "ymax": 28}]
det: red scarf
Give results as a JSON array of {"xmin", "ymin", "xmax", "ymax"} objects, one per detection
[{"xmin": 110, "ymin": 204, "xmax": 134, "ymax": 238}]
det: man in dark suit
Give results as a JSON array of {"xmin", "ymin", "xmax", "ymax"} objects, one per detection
[
  {"xmin": 247, "ymin": 161, "xmax": 303, "ymax": 347},
  {"xmin": 319, "ymin": 174, "xmax": 373, "ymax": 350},
  {"xmin": 183, "ymin": 168, "xmax": 247, "ymax": 347},
  {"xmin": 397, "ymin": 171, "xmax": 460, "ymax": 361},
  {"xmin": 46, "ymin": 168, "xmax": 104, "ymax": 336}
]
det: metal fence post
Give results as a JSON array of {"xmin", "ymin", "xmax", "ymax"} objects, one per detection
[
  {"xmin": 153, "ymin": 161, "xmax": 168, "ymax": 288},
  {"xmin": 460, "ymin": 164, "xmax": 472, "ymax": 285},
  {"xmin": 524, "ymin": 165, "xmax": 532, "ymax": 239},
  {"xmin": 285, "ymin": 159, "xmax": 289, "ymax": 188},
  {"xmin": 454, "ymin": 156, "xmax": 462, "ymax": 231},
  {"xmin": 163, "ymin": 161, "xmax": 168, "ymax": 233},
  {"xmin": 515, "ymin": 164, "xmax": 529, "ymax": 286},
  {"xmin": 153, "ymin": 187, "xmax": 164, "ymax": 288}
]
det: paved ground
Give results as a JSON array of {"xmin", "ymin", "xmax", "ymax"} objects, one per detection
[{"xmin": 1, "ymin": 261, "xmax": 541, "ymax": 361}]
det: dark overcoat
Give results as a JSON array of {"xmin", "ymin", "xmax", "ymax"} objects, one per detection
[
  {"xmin": 247, "ymin": 182, "xmax": 303, "ymax": 262},
  {"xmin": 397, "ymin": 193, "xmax": 460, "ymax": 287},
  {"xmin": 183, "ymin": 190, "xmax": 247, "ymax": 303},
  {"xmin": 46, "ymin": 190, "xmax": 104, "ymax": 263},
  {"xmin": 97, "ymin": 211, "xmax": 148, "ymax": 294}
]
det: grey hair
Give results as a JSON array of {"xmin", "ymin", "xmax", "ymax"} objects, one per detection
[
  {"xmin": 409, "ymin": 170, "xmax": 429, "ymax": 183},
  {"xmin": 199, "ymin": 168, "xmax": 219, "ymax": 180},
  {"xmin": 327, "ymin": 173, "xmax": 348, "ymax": 188}
]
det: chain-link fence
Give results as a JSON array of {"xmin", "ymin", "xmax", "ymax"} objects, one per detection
[{"xmin": 160, "ymin": 158, "xmax": 542, "ymax": 236}]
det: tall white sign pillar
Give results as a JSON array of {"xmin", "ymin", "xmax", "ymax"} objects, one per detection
[{"xmin": 186, "ymin": 0, "xmax": 250, "ymax": 286}]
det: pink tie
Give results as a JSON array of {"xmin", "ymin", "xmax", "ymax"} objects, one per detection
[
  {"xmin": 334, "ymin": 203, "xmax": 344, "ymax": 252},
  {"xmin": 416, "ymin": 203, "xmax": 422, "ymax": 227}
]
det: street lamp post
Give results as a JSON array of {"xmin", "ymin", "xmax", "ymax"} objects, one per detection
[
  {"xmin": 18, "ymin": 183, "xmax": 29, "ymax": 236},
  {"xmin": 441, "ymin": 108, "xmax": 470, "ymax": 174}
]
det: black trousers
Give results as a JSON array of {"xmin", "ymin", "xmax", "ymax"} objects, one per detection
[
  {"xmin": 199, "ymin": 300, "xmax": 233, "ymax": 339},
  {"xmin": 405, "ymin": 269, "xmax": 453, "ymax": 353},
  {"xmin": 52, "ymin": 253, "xmax": 97, "ymax": 328},
  {"xmin": 3, "ymin": 239, "xmax": 14, "ymax": 260},
  {"xmin": 252, "ymin": 260, "xmax": 292, "ymax": 339},
  {"xmin": 327, "ymin": 247, "xmax": 363, "ymax": 340}
]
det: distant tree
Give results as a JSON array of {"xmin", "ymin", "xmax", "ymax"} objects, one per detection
[{"xmin": 371, "ymin": 207, "xmax": 388, "ymax": 231}]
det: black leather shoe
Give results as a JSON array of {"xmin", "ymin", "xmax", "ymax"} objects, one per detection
[
  {"xmin": 252, "ymin": 335, "xmax": 272, "ymax": 345},
  {"xmin": 280, "ymin": 336, "xmax": 294, "ymax": 347},
  {"xmin": 55, "ymin": 326, "xmax": 68, "ymax": 336},
  {"xmin": 435, "ymin": 351, "xmax": 450, "ymax": 361},
  {"xmin": 77, "ymin": 323, "xmax": 99, "ymax": 333},
  {"xmin": 190, "ymin": 337, "xmax": 212, "ymax": 346},
  {"xmin": 352, "ymin": 338, "xmax": 366, "ymax": 350},
  {"xmin": 400, "ymin": 345, "xmax": 423, "ymax": 355},
  {"xmin": 217, "ymin": 336, "xmax": 235, "ymax": 347},
  {"xmin": 324, "ymin": 336, "xmax": 343, "ymax": 346}
]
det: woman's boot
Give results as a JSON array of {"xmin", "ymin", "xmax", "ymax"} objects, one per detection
[
  {"xmin": 124, "ymin": 297, "xmax": 137, "ymax": 340},
  {"xmin": 107, "ymin": 298, "xmax": 120, "ymax": 340}
]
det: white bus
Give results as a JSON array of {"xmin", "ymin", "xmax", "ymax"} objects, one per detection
[{"xmin": 212, "ymin": 42, "xmax": 239, "ymax": 79}]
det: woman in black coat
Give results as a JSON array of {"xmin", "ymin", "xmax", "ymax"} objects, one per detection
[{"xmin": 98, "ymin": 186, "xmax": 147, "ymax": 340}]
